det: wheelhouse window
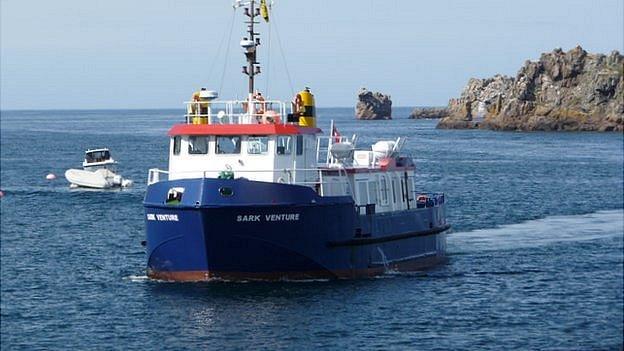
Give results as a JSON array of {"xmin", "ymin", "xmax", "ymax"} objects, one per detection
[
  {"xmin": 247, "ymin": 136, "xmax": 269, "ymax": 155},
  {"xmin": 369, "ymin": 180, "xmax": 378, "ymax": 204},
  {"xmin": 400, "ymin": 178, "xmax": 407, "ymax": 203},
  {"xmin": 216, "ymin": 136, "xmax": 241, "ymax": 154},
  {"xmin": 276, "ymin": 136, "xmax": 292, "ymax": 155},
  {"xmin": 407, "ymin": 176, "xmax": 415, "ymax": 204},
  {"xmin": 395, "ymin": 179, "xmax": 402, "ymax": 203},
  {"xmin": 296, "ymin": 135, "xmax": 303, "ymax": 155},
  {"xmin": 85, "ymin": 150, "xmax": 110, "ymax": 163},
  {"xmin": 357, "ymin": 181, "xmax": 368, "ymax": 205},
  {"xmin": 172, "ymin": 136, "xmax": 181, "ymax": 155},
  {"xmin": 188, "ymin": 136, "xmax": 209, "ymax": 154},
  {"xmin": 391, "ymin": 178, "xmax": 398, "ymax": 203},
  {"xmin": 380, "ymin": 176, "xmax": 389, "ymax": 205}
]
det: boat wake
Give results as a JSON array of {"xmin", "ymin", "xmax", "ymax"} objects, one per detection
[
  {"xmin": 124, "ymin": 274, "xmax": 332, "ymax": 284},
  {"xmin": 449, "ymin": 209, "xmax": 623, "ymax": 253},
  {"xmin": 125, "ymin": 275, "xmax": 150, "ymax": 282}
]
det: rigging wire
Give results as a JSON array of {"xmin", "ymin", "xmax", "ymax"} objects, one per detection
[
  {"xmin": 264, "ymin": 19, "xmax": 272, "ymax": 97},
  {"xmin": 206, "ymin": 8, "xmax": 236, "ymax": 86},
  {"xmin": 271, "ymin": 8, "xmax": 295, "ymax": 96},
  {"xmin": 218, "ymin": 7, "xmax": 238, "ymax": 95}
]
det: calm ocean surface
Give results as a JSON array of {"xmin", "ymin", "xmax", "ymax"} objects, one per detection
[{"xmin": 1, "ymin": 108, "xmax": 623, "ymax": 350}]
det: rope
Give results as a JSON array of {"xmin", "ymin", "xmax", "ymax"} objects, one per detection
[
  {"xmin": 218, "ymin": 8, "xmax": 237, "ymax": 95},
  {"xmin": 271, "ymin": 9, "xmax": 295, "ymax": 96}
]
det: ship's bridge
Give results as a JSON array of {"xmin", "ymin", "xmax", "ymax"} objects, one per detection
[{"xmin": 147, "ymin": 97, "xmax": 325, "ymax": 186}]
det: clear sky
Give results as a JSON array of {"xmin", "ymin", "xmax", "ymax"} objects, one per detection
[{"xmin": 1, "ymin": 0, "xmax": 623, "ymax": 109}]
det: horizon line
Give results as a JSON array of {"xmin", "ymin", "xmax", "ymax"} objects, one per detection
[{"xmin": 0, "ymin": 105, "xmax": 443, "ymax": 112}]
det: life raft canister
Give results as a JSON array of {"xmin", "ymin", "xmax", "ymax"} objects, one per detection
[{"xmin": 298, "ymin": 88, "xmax": 316, "ymax": 128}]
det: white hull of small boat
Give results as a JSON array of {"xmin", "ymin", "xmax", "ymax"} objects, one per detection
[{"xmin": 65, "ymin": 168, "xmax": 132, "ymax": 189}]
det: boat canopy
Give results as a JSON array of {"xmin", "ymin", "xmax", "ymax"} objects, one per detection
[{"xmin": 85, "ymin": 149, "xmax": 111, "ymax": 163}]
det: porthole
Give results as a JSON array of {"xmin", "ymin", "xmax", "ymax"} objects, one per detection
[{"xmin": 219, "ymin": 187, "xmax": 234, "ymax": 197}]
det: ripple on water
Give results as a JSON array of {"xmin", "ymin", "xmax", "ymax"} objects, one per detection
[{"xmin": 1, "ymin": 111, "xmax": 622, "ymax": 350}]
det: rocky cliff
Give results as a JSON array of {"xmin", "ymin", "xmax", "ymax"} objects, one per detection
[
  {"xmin": 355, "ymin": 88, "xmax": 392, "ymax": 120},
  {"xmin": 409, "ymin": 107, "xmax": 450, "ymax": 119},
  {"xmin": 437, "ymin": 46, "xmax": 623, "ymax": 131}
]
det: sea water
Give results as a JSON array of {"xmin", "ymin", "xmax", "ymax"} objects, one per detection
[{"xmin": 1, "ymin": 108, "xmax": 622, "ymax": 350}]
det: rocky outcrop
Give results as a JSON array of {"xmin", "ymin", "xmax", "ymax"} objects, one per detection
[
  {"xmin": 355, "ymin": 88, "xmax": 392, "ymax": 120},
  {"xmin": 437, "ymin": 46, "xmax": 624, "ymax": 131},
  {"xmin": 409, "ymin": 107, "xmax": 450, "ymax": 119}
]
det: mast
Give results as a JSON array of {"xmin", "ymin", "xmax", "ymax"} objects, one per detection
[{"xmin": 241, "ymin": 0, "xmax": 261, "ymax": 95}]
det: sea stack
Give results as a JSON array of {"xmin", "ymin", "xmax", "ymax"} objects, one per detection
[
  {"xmin": 355, "ymin": 88, "xmax": 392, "ymax": 120},
  {"xmin": 437, "ymin": 46, "xmax": 624, "ymax": 131}
]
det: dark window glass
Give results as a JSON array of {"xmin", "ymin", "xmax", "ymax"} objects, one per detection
[
  {"xmin": 392, "ymin": 179, "xmax": 398, "ymax": 203},
  {"xmin": 188, "ymin": 136, "xmax": 208, "ymax": 154},
  {"xmin": 173, "ymin": 136, "xmax": 181, "ymax": 155},
  {"xmin": 296, "ymin": 135, "xmax": 303, "ymax": 155},
  {"xmin": 86, "ymin": 150, "xmax": 110, "ymax": 163},
  {"xmin": 216, "ymin": 136, "xmax": 241, "ymax": 154},
  {"xmin": 380, "ymin": 176, "xmax": 389, "ymax": 204},
  {"xmin": 276, "ymin": 136, "xmax": 292, "ymax": 155}
]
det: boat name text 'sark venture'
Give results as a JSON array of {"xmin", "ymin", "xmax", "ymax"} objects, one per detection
[{"xmin": 143, "ymin": 0, "xmax": 449, "ymax": 281}]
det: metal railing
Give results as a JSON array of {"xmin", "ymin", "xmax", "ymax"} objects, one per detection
[
  {"xmin": 315, "ymin": 135, "xmax": 357, "ymax": 165},
  {"xmin": 147, "ymin": 167, "xmax": 353, "ymax": 197},
  {"xmin": 184, "ymin": 99, "xmax": 289, "ymax": 125}
]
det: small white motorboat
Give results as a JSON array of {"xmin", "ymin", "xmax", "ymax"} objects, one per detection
[{"xmin": 65, "ymin": 148, "xmax": 133, "ymax": 189}]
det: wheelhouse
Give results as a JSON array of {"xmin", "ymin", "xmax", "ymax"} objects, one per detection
[
  {"xmin": 165, "ymin": 123, "xmax": 320, "ymax": 185},
  {"xmin": 83, "ymin": 148, "xmax": 116, "ymax": 168}
]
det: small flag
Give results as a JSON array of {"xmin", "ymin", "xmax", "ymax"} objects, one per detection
[
  {"xmin": 332, "ymin": 124, "xmax": 341, "ymax": 143},
  {"xmin": 260, "ymin": 0, "xmax": 269, "ymax": 22}
]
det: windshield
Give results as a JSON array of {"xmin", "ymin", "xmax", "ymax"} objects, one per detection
[{"xmin": 86, "ymin": 150, "xmax": 111, "ymax": 163}]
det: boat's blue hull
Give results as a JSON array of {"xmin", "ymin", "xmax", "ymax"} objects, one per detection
[{"xmin": 144, "ymin": 178, "xmax": 449, "ymax": 281}]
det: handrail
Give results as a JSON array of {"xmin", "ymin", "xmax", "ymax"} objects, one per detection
[
  {"xmin": 147, "ymin": 168, "xmax": 169, "ymax": 185},
  {"xmin": 146, "ymin": 167, "xmax": 353, "ymax": 197},
  {"xmin": 184, "ymin": 99, "xmax": 290, "ymax": 125},
  {"xmin": 315, "ymin": 135, "xmax": 355, "ymax": 166}
]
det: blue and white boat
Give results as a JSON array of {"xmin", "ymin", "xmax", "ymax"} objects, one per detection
[{"xmin": 143, "ymin": 0, "xmax": 449, "ymax": 281}]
